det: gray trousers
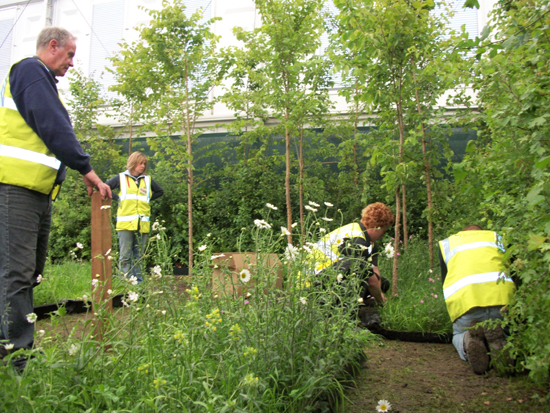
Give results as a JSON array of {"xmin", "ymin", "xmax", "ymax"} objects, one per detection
[
  {"xmin": 452, "ymin": 306, "xmax": 505, "ymax": 361},
  {"xmin": 0, "ymin": 184, "xmax": 51, "ymax": 351}
]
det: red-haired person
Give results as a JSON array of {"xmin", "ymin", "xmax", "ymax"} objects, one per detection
[{"xmin": 309, "ymin": 202, "xmax": 395, "ymax": 304}]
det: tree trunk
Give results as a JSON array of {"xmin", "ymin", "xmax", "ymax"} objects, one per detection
[
  {"xmin": 285, "ymin": 123, "xmax": 293, "ymax": 245},
  {"xmin": 392, "ymin": 186, "xmax": 401, "ymax": 297},
  {"xmin": 187, "ymin": 132, "xmax": 193, "ymax": 269},
  {"xmin": 402, "ymin": 185, "xmax": 408, "ymax": 249},
  {"xmin": 299, "ymin": 128, "xmax": 304, "ymax": 241},
  {"xmin": 412, "ymin": 65, "xmax": 434, "ymax": 269}
]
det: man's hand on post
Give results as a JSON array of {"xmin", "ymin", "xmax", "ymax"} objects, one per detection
[{"xmin": 83, "ymin": 170, "xmax": 112, "ymax": 199}]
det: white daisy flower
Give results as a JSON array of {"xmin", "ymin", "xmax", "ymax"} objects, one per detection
[
  {"xmin": 239, "ymin": 269, "xmax": 251, "ymax": 283},
  {"xmin": 357, "ymin": 297, "xmax": 364, "ymax": 303},
  {"xmin": 291, "ymin": 222, "xmax": 298, "ymax": 228},
  {"xmin": 91, "ymin": 279, "xmax": 99, "ymax": 288},
  {"xmin": 304, "ymin": 205, "xmax": 317, "ymax": 212},
  {"xmin": 254, "ymin": 219, "xmax": 271, "ymax": 229},
  {"xmin": 68, "ymin": 344, "xmax": 79, "ymax": 356},
  {"xmin": 37, "ymin": 330, "xmax": 45, "ymax": 337},
  {"xmin": 107, "ymin": 289, "xmax": 113, "ymax": 295},
  {"xmin": 198, "ymin": 245, "xmax": 207, "ymax": 252},
  {"xmin": 337, "ymin": 273, "xmax": 344, "ymax": 283},
  {"xmin": 76, "ymin": 242, "xmax": 83, "ymax": 249},
  {"xmin": 324, "ymin": 202, "xmax": 333, "ymax": 207},
  {"xmin": 128, "ymin": 291, "xmax": 139, "ymax": 302},
  {"xmin": 376, "ymin": 400, "xmax": 392, "ymax": 412},
  {"xmin": 322, "ymin": 217, "xmax": 333, "ymax": 221},
  {"xmin": 4, "ymin": 343, "xmax": 14, "ymax": 350},
  {"xmin": 36, "ymin": 274, "xmax": 44, "ymax": 284},
  {"xmin": 211, "ymin": 254, "xmax": 225, "ymax": 260},
  {"xmin": 308, "ymin": 201, "xmax": 320, "ymax": 207},
  {"xmin": 284, "ymin": 244, "xmax": 299, "ymax": 261},
  {"xmin": 266, "ymin": 203, "xmax": 278, "ymax": 210},
  {"xmin": 299, "ymin": 297, "xmax": 307, "ymax": 305},
  {"xmin": 281, "ymin": 226, "xmax": 291, "ymax": 236},
  {"xmin": 128, "ymin": 275, "xmax": 138, "ymax": 286},
  {"xmin": 320, "ymin": 228, "xmax": 326, "ymax": 233},
  {"xmin": 100, "ymin": 205, "xmax": 111, "ymax": 210},
  {"xmin": 153, "ymin": 265, "xmax": 162, "ymax": 277},
  {"xmin": 384, "ymin": 243, "xmax": 395, "ymax": 259},
  {"xmin": 26, "ymin": 313, "xmax": 38, "ymax": 323}
]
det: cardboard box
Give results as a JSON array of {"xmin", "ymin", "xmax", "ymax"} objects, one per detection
[{"xmin": 211, "ymin": 252, "xmax": 283, "ymax": 298}]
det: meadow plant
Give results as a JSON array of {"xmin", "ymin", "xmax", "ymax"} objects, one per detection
[
  {"xmin": 0, "ymin": 205, "xmax": 374, "ymax": 412},
  {"xmin": 378, "ymin": 237, "xmax": 451, "ymax": 334}
]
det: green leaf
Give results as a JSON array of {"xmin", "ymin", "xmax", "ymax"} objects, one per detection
[
  {"xmin": 464, "ymin": 0, "xmax": 480, "ymax": 8},
  {"xmin": 480, "ymin": 25, "xmax": 491, "ymax": 41},
  {"xmin": 528, "ymin": 233, "xmax": 547, "ymax": 251},
  {"xmin": 535, "ymin": 155, "xmax": 550, "ymax": 170}
]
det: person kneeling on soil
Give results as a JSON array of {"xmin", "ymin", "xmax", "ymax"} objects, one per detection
[
  {"xmin": 308, "ymin": 202, "xmax": 394, "ymax": 306},
  {"xmin": 438, "ymin": 225, "xmax": 516, "ymax": 375}
]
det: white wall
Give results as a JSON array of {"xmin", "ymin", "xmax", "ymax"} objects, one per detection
[{"xmin": 0, "ymin": 0, "xmax": 488, "ymax": 129}]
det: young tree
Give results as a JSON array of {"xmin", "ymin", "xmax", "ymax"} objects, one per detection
[
  {"xmin": 110, "ymin": 0, "xmax": 222, "ymax": 268},
  {"xmin": 332, "ymin": 0, "xmax": 461, "ymax": 290},
  {"xmin": 224, "ymin": 0, "xmax": 331, "ymax": 244}
]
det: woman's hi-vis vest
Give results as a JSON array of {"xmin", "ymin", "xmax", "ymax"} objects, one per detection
[
  {"xmin": 309, "ymin": 223, "xmax": 371, "ymax": 274},
  {"xmin": 116, "ymin": 173, "xmax": 152, "ymax": 233},
  {"xmin": 439, "ymin": 230, "xmax": 516, "ymax": 322},
  {"xmin": 0, "ymin": 59, "xmax": 61, "ymax": 196}
]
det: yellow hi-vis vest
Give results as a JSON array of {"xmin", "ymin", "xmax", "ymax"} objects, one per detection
[
  {"xmin": 439, "ymin": 230, "xmax": 516, "ymax": 322},
  {"xmin": 116, "ymin": 173, "xmax": 152, "ymax": 233},
  {"xmin": 309, "ymin": 223, "xmax": 371, "ymax": 274},
  {"xmin": 0, "ymin": 60, "xmax": 61, "ymax": 196}
]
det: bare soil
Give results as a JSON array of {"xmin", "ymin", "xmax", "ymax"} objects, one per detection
[{"xmin": 343, "ymin": 339, "xmax": 549, "ymax": 413}]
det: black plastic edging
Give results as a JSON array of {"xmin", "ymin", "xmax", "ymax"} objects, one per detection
[{"xmin": 34, "ymin": 294, "xmax": 125, "ymax": 321}]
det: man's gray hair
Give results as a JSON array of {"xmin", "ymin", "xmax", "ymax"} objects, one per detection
[{"xmin": 36, "ymin": 27, "xmax": 76, "ymax": 51}]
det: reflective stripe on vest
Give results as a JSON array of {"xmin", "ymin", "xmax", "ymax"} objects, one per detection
[
  {"xmin": 439, "ymin": 230, "xmax": 516, "ymax": 322},
  {"xmin": 0, "ymin": 61, "xmax": 61, "ymax": 195},
  {"xmin": 443, "ymin": 271, "xmax": 514, "ymax": 300},
  {"xmin": 0, "ymin": 144, "xmax": 61, "ymax": 170},
  {"xmin": 116, "ymin": 173, "xmax": 152, "ymax": 233},
  {"xmin": 310, "ymin": 223, "xmax": 367, "ymax": 274}
]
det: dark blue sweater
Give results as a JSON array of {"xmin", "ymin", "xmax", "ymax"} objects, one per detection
[{"xmin": 9, "ymin": 57, "xmax": 92, "ymax": 185}]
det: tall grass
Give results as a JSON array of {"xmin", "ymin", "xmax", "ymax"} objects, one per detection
[
  {"xmin": 378, "ymin": 236, "xmax": 452, "ymax": 334},
  {"xmin": 34, "ymin": 260, "xmax": 93, "ymax": 306}
]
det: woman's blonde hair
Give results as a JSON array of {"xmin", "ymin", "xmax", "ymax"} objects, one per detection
[
  {"xmin": 360, "ymin": 202, "xmax": 395, "ymax": 230},
  {"xmin": 127, "ymin": 152, "xmax": 148, "ymax": 174}
]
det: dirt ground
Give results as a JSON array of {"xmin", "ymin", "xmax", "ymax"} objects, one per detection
[{"xmin": 343, "ymin": 339, "xmax": 549, "ymax": 413}]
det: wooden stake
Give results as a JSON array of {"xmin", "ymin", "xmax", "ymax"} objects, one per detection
[{"xmin": 91, "ymin": 192, "xmax": 113, "ymax": 345}]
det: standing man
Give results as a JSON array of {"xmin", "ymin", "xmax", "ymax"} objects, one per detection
[
  {"xmin": 439, "ymin": 225, "xmax": 516, "ymax": 375},
  {"xmin": 0, "ymin": 27, "xmax": 111, "ymax": 370}
]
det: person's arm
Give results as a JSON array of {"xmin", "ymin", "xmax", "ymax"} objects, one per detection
[
  {"xmin": 83, "ymin": 171, "xmax": 111, "ymax": 199},
  {"xmin": 150, "ymin": 178, "xmax": 164, "ymax": 201},
  {"xmin": 10, "ymin": 59, "xmax": 92, "ymax": 174},
  {"xmin": 367, "ymin": 273, "xmax": 386, "ymax": 304},
  {"xmin": 10, "ymin": 59, "xmax": 111, "ymax": 199},
  {"xmin": 105, "ymin": 174, "xmax": 121, "ymax": 201},
  {"xmin": 439, "ymin": 246, "xmax": 447, "ymax": 284}
]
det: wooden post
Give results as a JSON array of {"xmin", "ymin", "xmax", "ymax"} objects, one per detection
[{"xmin": 91, "ymin": 192, "xmax": 113, "ymax": 344}]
